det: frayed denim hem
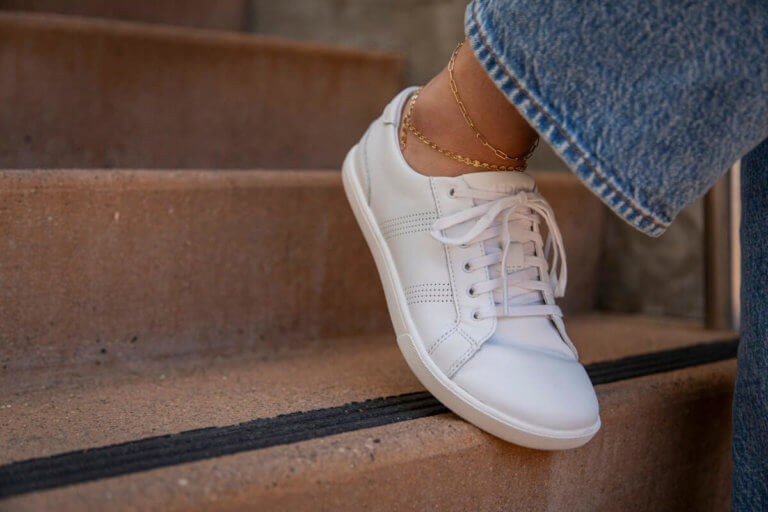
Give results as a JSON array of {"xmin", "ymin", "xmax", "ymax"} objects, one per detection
[{"xmin": 465, "ymin": 1, "xmax": 670, "ymax": 237}]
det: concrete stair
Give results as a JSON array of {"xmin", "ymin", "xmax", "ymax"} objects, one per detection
[
  {"xmin": 0, "ymin": 9, "xmax": 737, "ymax": 512},
  {"xmin": 0, "ymin": 169, "xmax": 603, "ymax": 372},
  {"xmin": 0, "ymin": 13, "xmax": 402, "ymax": 169},
  {"xmin": 1, "ymin": 316, "xmax": 736, "ymax": 511},
  {"xmin": 0, "ymin": 0, "xmax": 252, "ymax": 31}
]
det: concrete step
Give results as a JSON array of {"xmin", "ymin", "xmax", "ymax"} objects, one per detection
[
  {"xmin": 0, "ymin": 1, "xmax": 251, "ymax": 31},
  {"xmin": 0, "ymin": 12, "xmax": 402, "ymax": 169},
  {"xmin": 0, "ymin": 314, "xmax": 737, "ymax": 510},
  {"xmin": 0, "ymin": 169, "xmax": 605, "ymax": 372}
]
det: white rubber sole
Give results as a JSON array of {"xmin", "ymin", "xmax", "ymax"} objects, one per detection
[{"xmin": 342, "ymin": 145, "xmax": 600, "ymax": 450}]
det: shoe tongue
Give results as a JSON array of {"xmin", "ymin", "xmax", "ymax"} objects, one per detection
[{"xmin": 461, "ymin": 171, "xmax": 535, "ymax": 194}]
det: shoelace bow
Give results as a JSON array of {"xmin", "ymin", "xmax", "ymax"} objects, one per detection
[{"xmin": 430, "ymin": 188, "xmax": 567, "ymax": 320}]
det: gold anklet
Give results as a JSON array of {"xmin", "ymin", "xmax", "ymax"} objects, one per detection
[
  {"xmin": 402, "ymin": 88, "xmax": 528, "ymax": 172},
  {"xmin": 399, "ymin": 41, "xmax": 538, "ymax": 172},
  {"xmin": 449, "ymin": 40, "xmax": 538, "ymax": 163}
]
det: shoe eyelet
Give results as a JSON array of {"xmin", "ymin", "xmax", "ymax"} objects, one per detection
[
  {"xmin": 472, "ymin": 310, "xmax": 481, "ymax": 321},
  {"xmin": 463, "ymin": 261, "xmax": 472, "ymax": 272},
  {"xmin": 459, "ymin": 243, "xmax": 469, "ymax": 249},
  {"xmin": 448, "ymin": 188, "xmax": 455, "ymax": 198},
  {"xmin": 467, "ymin": 286, "xmax": 476, "ymax": 297}
]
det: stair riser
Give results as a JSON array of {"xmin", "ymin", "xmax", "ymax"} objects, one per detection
[
  {"xmin": 0, "ymin": 13, "xmax": 402, "ymax": 169},
  {"xmin": 0, "ymin": 170, "xmax": 603, "ymax": 370}
]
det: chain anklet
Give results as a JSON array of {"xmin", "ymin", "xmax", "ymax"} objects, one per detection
[
  {"xmin": 449, "ymin": 40, "xmax": 538, "ymax": 163},
  {"xmin": 402, "ymin": 88, "xmax": 528, "ymax": 172},
  {"xmin": 400, "ymin": 41, "xmax": 539, "ymax": 172}
]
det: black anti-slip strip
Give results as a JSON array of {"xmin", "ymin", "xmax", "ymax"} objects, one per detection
[{"xmin": 0, "ymin": 338, "xmax": 738, "ymax": 499}]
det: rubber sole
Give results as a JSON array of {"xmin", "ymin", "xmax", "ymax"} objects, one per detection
[{"xmin": 341, "ymin": 145, "xmax": 601, "ymax": 450}]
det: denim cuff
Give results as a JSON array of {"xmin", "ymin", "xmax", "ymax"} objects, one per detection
[{"xmin": 465, "ymin": 0, "xmax": 670, "ymax": 237}]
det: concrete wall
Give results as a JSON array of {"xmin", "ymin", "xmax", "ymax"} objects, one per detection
[
  {"xmin": 250, "ymin": 0, "xmax": 467, "ymax": 85},
  {"xmin": 600, "ymin": 202, "xmax": 704, "ymax": 318}
]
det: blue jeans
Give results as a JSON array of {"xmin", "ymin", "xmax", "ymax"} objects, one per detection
[
  {"xmin": 465, "ymin": 0, "xmax": 768, "ymax": 507},
  {"xmin": 735, "ymin": 139, "xmax": 768, "ymax": 509}
]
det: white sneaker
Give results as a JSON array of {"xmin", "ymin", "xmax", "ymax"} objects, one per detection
[{"xmin": 342, "ymin": 88, "xmax": 600, "ymax": 450}]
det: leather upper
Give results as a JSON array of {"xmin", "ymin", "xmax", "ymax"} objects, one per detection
[{"xmin": 351, "ymin": 88, "xmax": 599, "ymax": 431}]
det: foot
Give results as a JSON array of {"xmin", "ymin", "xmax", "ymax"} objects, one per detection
[{"xmin": 342, "ymin": 89, "xmax": 600, "ymax": 450}]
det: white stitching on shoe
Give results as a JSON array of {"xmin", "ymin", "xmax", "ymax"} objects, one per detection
[
  {"xmin": 430, "ymin": 179, "xmax": 462, "ymax": 325},
  {"xmin": 456, "ymin": 324, "xmax": 477, "ymax": 348},
  {"xmin": 404, "ymin": 283, "xmax": 452, "ymax": 290},
  {"xmin": 380, "ymin": 211, "xmax": 438, "ymax": 239},
  {"xmin": 447, "ymin": 329, "xmax": 477, "ymax": 378},
  {"xmin": 404, "ymin": 283, "xmax": 453, "ymax": 304},
  {"xmin": 428, "ymin": 324, "xmax": 458, "ymax": 355}
]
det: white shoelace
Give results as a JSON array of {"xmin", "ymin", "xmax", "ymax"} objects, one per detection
[{"xmin": 430, "ymin": 188, "xmax": 567, "ymax": 321}]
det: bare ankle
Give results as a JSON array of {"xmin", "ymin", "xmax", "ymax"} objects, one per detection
[{"xmin": 401, "ymin": 40, "xmax": 538, "ymax": 178}]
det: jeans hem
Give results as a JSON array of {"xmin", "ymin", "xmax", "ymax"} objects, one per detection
[{"xmin": 465, "ymin": 0, "xmax": 670, "ymax": 237}]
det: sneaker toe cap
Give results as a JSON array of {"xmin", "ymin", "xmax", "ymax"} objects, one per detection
[{"xmin": 452, "ymin": 341, "xmax": 600, "ymax": 434}]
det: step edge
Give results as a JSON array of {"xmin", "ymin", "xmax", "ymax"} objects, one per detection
[
  {"xmin": 0, "ymin": 11, "xmax": 404, "ymax": 65},
  {"xmin": 0, "ymin": 169, "xmax": 581, "ymax": 191},
  {"xmin": 0, "ymin": 169, "xmax": 344, "ymax": 191},
  {"xmin": 0, "ymin": 337, "xmax": 738, "ymax": 500}
]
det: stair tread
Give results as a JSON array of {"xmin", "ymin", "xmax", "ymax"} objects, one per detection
[
  {"xmin": 2, "ymin": 313, "xmax": 735, "ymax": 465},
  {"xmin": 0, "ymin": 12, "xmax": 402, "ymax": 169},
  {"xmin": 1, "ymin": 313, "xmax": 735, "ymax": 510}
]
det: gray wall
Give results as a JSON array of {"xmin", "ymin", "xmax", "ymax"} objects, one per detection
[{"xmin": 250, "ymin": 0, "xmax": 467, "ymax": 85}]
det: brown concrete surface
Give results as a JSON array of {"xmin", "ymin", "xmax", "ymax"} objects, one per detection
[
  {"xmin": 0, "ymin": 12, "xmax": 402, "ymax": 169},
  {"xmin": 1, "ymin": 313, "xmax": 735, "ymax": 464},
  {"xmin": 1, "ymin": 322, "xmax": 734, "ymax": 511},
  {"xmin": 0, "ymin": 1, "xmax": 250, "ymax": 31},
  {"xmin": 0, "ymin": 170, "xmax": 604, "ymax": 372},
  {"xmin": 601, "ymin": 200, "xmax": 705, "ymax": 319}
]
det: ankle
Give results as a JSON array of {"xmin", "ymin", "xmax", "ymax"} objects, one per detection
[{"xmin": 401, "ymin": 40, "xmax": 538, "ymax": 178}]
